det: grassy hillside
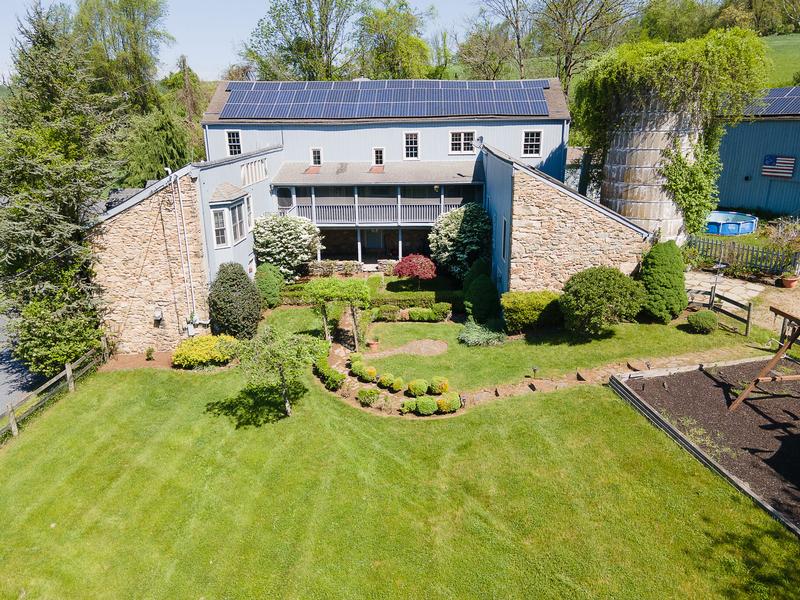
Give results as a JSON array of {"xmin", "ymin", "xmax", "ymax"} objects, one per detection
[{"xmin": 764, "ymin": 33, "xmax": 800, "ymax": 86}]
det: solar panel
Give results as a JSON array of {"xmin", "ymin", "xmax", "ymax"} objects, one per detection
[{"xmin": 219, "ymin": 79, "xmax": 552, "ymax": 119}]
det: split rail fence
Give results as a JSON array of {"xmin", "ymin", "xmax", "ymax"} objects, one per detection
[
  {"xmin": 686, "ymin": 235, "xmax": 800, "ymax": 276},
  {"xmin": 1, "ymin": 338, "xmax": 108, "ymax": 438},
  {"xmin": 687, "ymin": 286, "xmax": 753, "ymax": 336}
]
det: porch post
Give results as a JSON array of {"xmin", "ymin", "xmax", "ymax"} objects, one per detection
[
  {"xmin": 354, "ymin": 186, "xmax": 359, "ymax": 226},
  {"xmin": 311, "ymin": 186, "xmax": 317, "ymax": 224},
  {"xmin": 291, "ymin": 186, "xmax": 297, "ymax": 211},
  {"xmin": 396, "ymin": 185, "xmax": 401, "ymax": 225},
  {"xmin": 439, "ymin": 185, "xmax": 445, "ymax": 216},
  {"xmin": 398, "ymin": 227, "xmax": 403, "ymax": 260},
  {"xmin": 356, "ymin": 227, "xmax": 362, "ymax": 263}
]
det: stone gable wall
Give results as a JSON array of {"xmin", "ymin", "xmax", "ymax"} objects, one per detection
[
  {"xmin": 509, "ymin": 170, "xmax": 649, "ymax": 291},
  {"xmin": 91, "ymin": 174, "xmax": 210, "ymax": 353}
]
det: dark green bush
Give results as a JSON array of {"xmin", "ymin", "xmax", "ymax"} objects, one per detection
[
  {"xmin": 390, "ymin": 377, "xmax": 405, "ymax": 393},
  {"xmin": 400, "ymin": 399, "xmax": 417, "ymax": 414},
  {"xmin": 431, "ymin": 302, "xmax": 452, "ymax": 321},
  {"xmin": 408, "ymin": 307, "xmax": 437, "ymax": 322},
  {"xmin": 208, "ymin": 263, "xmax": 262, "ymax": 339},
  {"xmin": 407, "ymin": 379, "xmax": 429, "ymax": 397},
  {"xmin": 375, "ymin": 304, "xmax": 401, "ymax": 321},
  {"xmin": 377, "ymin": 373, "xmax": 395, "ymax": 388},
  {"xmin": 350, "ymin": 360, "xmax": 366, "ymax": 379},
  {"xmin": 357, "ymin": 388, "xmax": 381, "ymax": 407},
  {"xmin": 463, "ymin": 257, "xmax": 490, "ymax": 292},
  {"xmin": 428, "ymin": 376, "xmax": 449, "ymax": 395},
  {"xmin": 415, "ymin": 396, "xmax": 438, "ymax": 416},
  {"xmin": 254, "ymin": 263, "xmax": 284, "ymax": 309},
  {"xmin": 501, "ymin": 290, "xmax": 562, "ymax": 333},
  {"xmin": 639, "ymin": 241, "xmax": 688, "ymax": 323},
  {"xmin": 436, "ymin": 392, "xmax": 461, "ymax": 413},
  {"xmin": 687, "ymin": 309, "xmax": 718, "ymax": 333},
  {"xmin": 464, "ymin": 274, "xmax": 500, "ymax": 323},
  {"xmin": 370, "ymin": 290, "xmax": 464, "ymax": 312},
  {"xmin": 458, "ymin": 318, "xmax": 507, "ymax": 346},
  {"xmin": 313, "ymin": 348, "xmax": 345, "ymax": 391},
  {"xmin": 560, "ymin": 267, "xmax": 646, "ymax": 336}
]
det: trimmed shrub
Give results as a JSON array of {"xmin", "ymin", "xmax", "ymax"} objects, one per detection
[
  {"xmin": 357, "ymin": 388, "xmax": 381, "ymax": 407},
  {"xmin": 375, "ymin": 304, "xmax": 401, "ymax": 321},
  {"xmin": 377, "ymin": 373, "xmax": 395, "ymax": 388},
  {"xmin": 501, "ymin": 290, "xmax": 562, "ymax": 333},
  {"xmin": 359, "ymin": 365, "xmax": 378, "ymax": 383},
  {"xmin": 436, "ymin": 392, "xmax": 461, "ymax": 414},
  {"xmin": 389, "ymin": 376, "xmax": 405, "ymax": 393},
  {"xmin": 687, "ymin": 309, "xmax": 718, "ymax": 333},
  {"xmin": 560, "ymin": 267, "xmax": 646, "ymax": 336},
  {"xmin": 393, "ymin": 254, "xmax": 437, "ymax": 286},
  {"xmin": 254, "ymin": 263, "xmax": 284, "ymax": 309},
  {"xmin": 370, "ymin": 290, "xmax": 464, "ymax": 312},
  {"xmin": 208, "ymin": 263, "xmax": 262, "ymax": 339},
  {"xmin": 252, "ymin": 214, "xmax": 323, "ymax": 280},
  {"xmin": 463, "ymin": 257, "xmax": 490, "ymax": 292},
  {"xmin": 458, "ymin": 318, "xmax": 507, "ymax": 346},
  {"xmin": 408, "ymin": 307, "xmax": 437, "ymax": 322},
  {"xmin": 431, "ymin": 302, "xmax": 452, "ymax": 321},
  {"xmin": 407, "ymin": 379, "xmax": 429, "ymax": 397},
  {"xmin": 429, "ymin": 203, "xmax": 492, "ymax": 279},
  {"xmin": 416, "ymin": 396, "xmax": 438, "ymax": 416},
  {"xmin": 350, "ymin": 361, "xmax": 366, "ymax": 379},
  {"xmin": 639, "ymin": 241, "xmax": 688, "ymax": 323},
  {"xmin": 172, "ymin": 335, "xmax": 237, "ymax": 369},
  {"xmin": 464, "ymin": 274, "xmax": 501, "ymax": 323},
  {"xmin": 400, "ymin": 398, "xmax": 418, "ymax": 414},
  {"xmin": 313, "ymin": 347, "xmax": 345, "ymax": 391},
  {"xmin": 429, "ymin": 376, "xmax": 449, "ymax": 395},
  {"xmin": 350, "ymin": 352, "xmax": 363, "ymax": 364}
]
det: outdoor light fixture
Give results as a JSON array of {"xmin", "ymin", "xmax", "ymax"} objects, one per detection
[{"xmin": 153, "ymin": 307, "xmax": 163, "ymax": 322}]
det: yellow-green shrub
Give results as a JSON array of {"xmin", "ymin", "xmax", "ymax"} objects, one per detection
[{"xmin": 171, "ymin": 335, "xmax": 237, "ymax": 369}]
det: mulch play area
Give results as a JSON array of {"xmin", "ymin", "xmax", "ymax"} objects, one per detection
[{"xmin": 630, "ymin": 358, "xmax": 800, "ymax": 529}]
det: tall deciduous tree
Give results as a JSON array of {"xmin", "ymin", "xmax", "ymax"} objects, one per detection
[
  {"xmin": 75, "ymin": 0, "xmax": 173, "ymax": 112},
  {"xmin": 0, "ymin": 3, "xmax": 120, "ymax": 375},
  {"xmin": 640, "ymin": 0, "xmax": 718, "ymax": 41},
  {"xmin": 245, "ymin": 0, "xmax": 360, "ymax": 80},
  {"xmin": 483, "ymin": 0, "xmax": 532, "ymax": 78},
  {"xmin": 457, "ymin": 12, "xmax": 514, "ymax": 80},
  {"xmin": 356, "ymin": 0, "xmax": 432, "ymax": 79}
]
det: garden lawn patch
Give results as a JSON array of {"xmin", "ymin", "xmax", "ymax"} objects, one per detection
[
  {"xmin": 0, "ymin": 370, "xmax": 798, "ymax": 597},
  {"xmin": 368, "ymin": 319, "xmax": 763, "ymax": 391}
]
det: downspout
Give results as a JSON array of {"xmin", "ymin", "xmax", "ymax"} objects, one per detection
[
  {"xmin": 175, "ymin": 174, "xmax": 197, "ymax": 318},
  {"xmin": 166, "ymin": 168, "xmax": 191, "ymax": 317}
]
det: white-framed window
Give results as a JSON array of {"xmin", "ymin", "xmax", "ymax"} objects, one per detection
[
  {"xmin": 226, "ymin": 131, "xmax": 242, "ymax": 156},
  {"xmin": 310, "ymin": 147, "xmax": 322, "ymax": 166},
  {"xmin": 212, "ymin": 209, "xmax": 229, "ymax": 248},
  {"xmin": 502, "ymin": 217, "xmax": 508, "ymax": 261},
  {"xmin": 245, "ymin": 195, "xmax": 254, "ymax": 230},
  {"xmin": 450, "ymin": 131, "xmax": 476, "ymax": 154},
  {"xmin": 404, "ymin": 132, "xmax": 419, "ymax": 159},
  {"xmin": 241, "ymin": 159, "xmax": 268, "ymax": 186},
  {"xmin": 231, "ymin": 203, "xmax": 246, "ymax": 243},
  {"xmin": 373, "ymin": 147, "xmax": 384, "ymax": 166},
  {"xmin": 521, "ymin": 130, "xmax": 542, "ymax": 157}
]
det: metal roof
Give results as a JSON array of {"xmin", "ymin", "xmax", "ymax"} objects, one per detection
[
  {"xmin": 203, "ymin": 79, "xmax": 573, "ymax": 124},
  {"xmin": 745, "ymin": 87, "xmax": 800, "ymax": 118},
  {"xmin": 272, "ymin": 160, "xmax": 483, "ymax": 186}
]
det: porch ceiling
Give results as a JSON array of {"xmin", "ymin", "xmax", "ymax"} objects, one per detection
[{"xmin": 271, "ymin": 160, "xmax": 483, "ymax": 186}]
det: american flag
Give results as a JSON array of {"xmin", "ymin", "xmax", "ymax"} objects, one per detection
[{"xmin": 761, "ymin": 155, "xmax": 795, "ymax": 178}]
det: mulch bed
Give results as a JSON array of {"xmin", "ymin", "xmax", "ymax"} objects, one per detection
[
  {"xmin": 99, "ymin": 352, "xmax": 173, "ymax": 372},
  {"xmin": 635, "ymin": 358, "xmax": 800, "ymax": 528}
]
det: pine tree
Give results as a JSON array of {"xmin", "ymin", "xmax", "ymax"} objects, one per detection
[
  {"xmin": 121, "ymin": 104, "xmax": 191, "ymax": 186},
  {"xmin": 0, "ymin": 3, "xmax": 120, "ymax": 375}
]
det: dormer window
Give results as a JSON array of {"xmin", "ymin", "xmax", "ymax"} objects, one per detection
[
  {"xmin": 373, "ymin": 147, "xmax": 384, "ymax": 166},
  {"xmin": 310, "ymin": 148, "xmax": 322, "ymax": 166}
]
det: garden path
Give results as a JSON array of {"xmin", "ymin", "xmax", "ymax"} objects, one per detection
[{"xmin": 685, "ymin": 271, "xmax": 764, "ymax": 305}]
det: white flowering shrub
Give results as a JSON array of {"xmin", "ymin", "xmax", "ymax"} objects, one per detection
[
  {"xmin": 428, "ymin": 203, "xmax": 491, "ymax": 279},
  {"xmin": 252, "ymin": 214, "xmax": 323, "ymax": 280}
]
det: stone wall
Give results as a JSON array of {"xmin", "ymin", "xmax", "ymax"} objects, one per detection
[
  {"xmin": 509, "ymin": 170, "xmax": 649, "ymax": 291},
  {"xmin": 91, "ymin": 173, "xmax": 210, "ymax": 353}
]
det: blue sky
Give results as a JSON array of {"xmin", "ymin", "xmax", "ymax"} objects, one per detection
[{"xmin": 1, "ymin": 0, "xmax": 469, "ymax": 81}]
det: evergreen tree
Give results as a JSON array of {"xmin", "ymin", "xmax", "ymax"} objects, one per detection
[
  {"xmin": 0, "ymin": 3, "xmax": 119, "ymax": 375},
  {"xmin": 121, "ymin": 104, "xmax": 191, "ymax": 186}
]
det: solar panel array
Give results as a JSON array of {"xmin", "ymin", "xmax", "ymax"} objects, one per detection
[
  {"xmin": 219, "ymin": 79, "xmax": 551, "ymax": 120},
  {"xmin": 746, "ymin": 86, "xmax": 800, "ymax": 116}
]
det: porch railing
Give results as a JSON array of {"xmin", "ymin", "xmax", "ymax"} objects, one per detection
[{"xmin": 280, "ymin": 202, "xmax": 464, "ymax": 225}]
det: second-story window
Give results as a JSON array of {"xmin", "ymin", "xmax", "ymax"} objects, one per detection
[
  {"xmin": 311, "ymin": 148, "xmax": 322, "ymax": 166},
  {"xmin": 450, "ymin": 131, "xmax": 475, "ymax": 154},
  {"xmin": 404, "ymin": 132, "xmax": 419, "ymax": 159},
  {"xmin": 212, "ymin": 209, "xmax": 228, "ymax": 247},
  {"xmin": 522, "ymin": 131, "xmax": 542, "ymax": 157},
  {"xmin": 227, "ymin": 131, "xmax": 242, "ymax": 156},
  {"xmin": 231, "ymin": 203, "xmax": 246, "ymax": 243},
  {"xmin": 373, "ymin": 147, "xmax": 384, "ymax": 166}
]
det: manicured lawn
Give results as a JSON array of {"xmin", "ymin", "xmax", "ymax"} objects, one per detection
[
  {"xmin": 367, "ymin": 318, "xmax": 764, "ymax": 391},
  {"xmin": 1, "ymin": 368, "xmax": 798, "ymax": 598},
  {"xmin": 764, "ymin": 34, "xmax": 800, "ymax": 86}
]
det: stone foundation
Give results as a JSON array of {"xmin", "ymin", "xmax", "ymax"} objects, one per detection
[
  {"xmin": 509, "ymin": 170, "xmax": 649, "ymax": 291},
  {"xmin": 91, "ymin": 173, "xmax": 210, "ymax": 353}
]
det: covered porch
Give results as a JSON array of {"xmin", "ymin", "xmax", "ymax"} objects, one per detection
[{"xmin": 319, "ymin": 227, "xmax": 430, "ymax": 263}]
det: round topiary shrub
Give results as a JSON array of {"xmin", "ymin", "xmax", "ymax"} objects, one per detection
[
  {"xmin": 639, "ymin": 241, "xmax": 688, "ymax": 323},
  {"xmin": 429, "ymin": 376, "xmax": 449, "ymax": 395},
  {"xmin": 254, "ymin": 262, "xmax": 284, "ymax": 309},
  {"xmin": 252, "ymin": 214, "xmax": 323, "ymax": 281},
  {"xmin": 377, "ymin": 373, "xmax": 395, "ymax": 388},
  {"xmin": 436, "ymin": 392, "xmax": 461, "ymax": 414},
  {"xmin": 464, "ymin": 274, "xmax": 500, "ymax": 323},
  {"xmin": 687, "ymin": 309, "xmax": 718, "ymax": 333},
  {"xmin": 407, "ymin": 378, "xmax": 429, "ymax": 397},
  {"xmin": 560, "ymin": 267, "xmax": 646, "ymax": 336},
  {"xmin": 357, "ymin": 388, "xmax": 381, "ymax": 407},
  {"xmin": 359, "ymin": 365, "xmax": 378, "ymax": 383},
  {"xmin": 416, "ymin": 396, "xmax": 438, "ymax": 416},
  {"xmin": 390, "ymin": 377, "xmax": 405, "ymax": 393},
  {"xmin": 429, "ymin": 203, "xmax": 491, "ymax": 279},
  {"xmin": 350, "ymin": 360, "xmax": 366, "ymax": 378},
  {"xmin": 400, "ymin": 399, "xmax": 417, "ymax": 414},
  {"xmin": 171, "ymin": 334, "xmax": 238, "ymax": 369},
  {"xmin": 208, "ymin": 263, "xmax": 262, "ymax": 339}
]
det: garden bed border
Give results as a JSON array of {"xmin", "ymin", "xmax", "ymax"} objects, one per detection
[{"xmin": 609, "ymin": 356, "xmax": 800, "ymax": 538}]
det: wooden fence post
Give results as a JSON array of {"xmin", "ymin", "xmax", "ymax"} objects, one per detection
[
  {"xmin": 65, "ymin": 362, "xmax": 75, "ymax": 393},
  {"xmin": 708, "ymin": 284, "xmax": 716, "ymax": 309},
  {"xmin": 7, "ymin": 403, "xmax": 18, "ymax": 437},
  {"xmin": 745, "ymin": 302, "xmax": 752, "ymax": 337},
  {"xmin": 101, "ymin": 336, "xmax": 109, "ymax": 361}
]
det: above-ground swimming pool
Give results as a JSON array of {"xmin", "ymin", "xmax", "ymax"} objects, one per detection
[{"xmin": 705, "ymin": 211, "xmax": 758, "ymax": 236}]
